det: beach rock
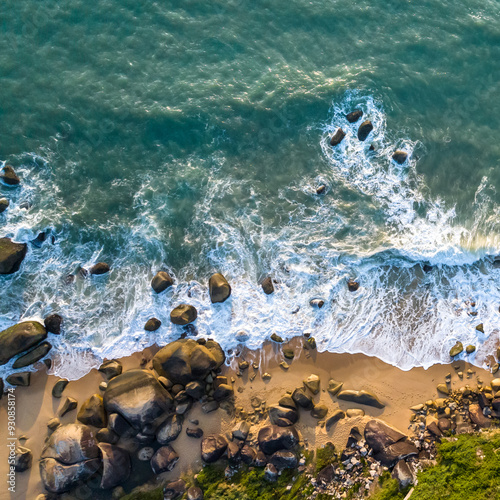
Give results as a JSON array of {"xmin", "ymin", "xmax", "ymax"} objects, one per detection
[
  {"xmin": 187, "ymin": 486, "xmax": 204, "ymax": 500},
  {"xmin": 261, "ymin": 277, "xmax": 274, "ymax": 294},
  {"xmin": 279, "ymin": 394, "xmax": 296, "ymax": 409},
  {"xmin": 52, "ymin": 379, "xmax": 69, "ymax": 398},
  {"xmin": 144, "ymin": 318, "xmax": 161, "ymax": 331},
  {"xmin": 255, "ymin": 451, "xmax": 267, "ymax": 466},
  {"xmin": 202, "ymin": 400, "xmax": 219, "ymax": 413},
  {"xmin": 201, "ymin": 434, "xmax": 228, "ymax": 463},
  {"xmin": 99, "ymin": 360, "xmax": 123, "ymax": 380},
  {"xmin": 186, "ymin": 426, "xmax": 203, "ymax": 438},
  {"xmin": 209, "ymin": 273, "xmax": 231, "ymax": 303},
  {"xmin": 151, "ymin": 271, "xmax": 174, "ymax": 293},
  {"xmin": 98, "ymin": 443, "xmax": 131, "ymax": 489},
  {"xmin": 476, "ymin": 323, "xmax": 484, "ymax": 333},
  {"xmin": 214, "ymin": 383, "xmax": 234, "ymax": 401},
  {"xmin": 346, "ymin": 109, "xmax": 363, "ymax": 123},
  {"xmin": 90, "ymin": 262, "xmax": 110, "ymax": 275},
  {"xmin": 283, "ymin": 347, "xmax": 295, "ymax": 359},
  {"xmin": 170, "ymin": 304, "xmax": 198, "ymax": 325},
  {"xmin": 427, "ymin": 421, "xmax": 443, "ymax": 438},
  {"xmin": 347, "ymin": 279, "xmax": 359, "ymax": 292},
  {"xmin": 227, "ymin": 440, "xmax": 241, "ymax": 464},
  {"xmin": 44, "ymin": 314, "xmax": 63, "ymax": 334},
  {"xmin": 346, "ymin": 408, "xmax": 365, "ymax": 417},
  {"xmin": 330, "ymin": 128, "xmax": 345, "ymax": 146},
  {"xmin": 241, "ymin": 445, "xmax": 257, "ymax": 465},
  {"xmin": 437, "ymin": 418, "xmax": 453, "ymax": 433},
  {"xmin": 326, "ymin": 410, "xmax": 346, "ymax": 430},
  {"xmin": 1, "ymin": 165, "xmax": 20, "ymax": 185},
  {"xmin": 466, "ymin": 345, "xmax": 476, "ymax": 354},
  {"xmin": 137, "ymin": 447, "xmax": 154, "ymax": 461},
  {"xmin": 269, "ymin": 450, "xmax": 298, "ymax": 469},
  {"xmin": 392, "ymin": 151, "xmax": 408, "ymax": 164},
  {"xmin": 269, "ymin": 405, "xmax": 299, "ymax": 426},
  {"xmin": 39, "ymin": 457, "xmax": 101, "ymax": 494},
  {"xmin": 327, "ymin": 379, "xmax": 343, "ymax": 396},
  {"xmin": 303, "ymin": 374, "xmax": 320, "ymax": 394},
  {"xmin": 337, "ymin": 389, "xmax": 385, "ymax": 408},
  {"xmin": 0, "ymin": 320, "xmax": 46, "ymax": 365},
  {"xmin": 77, "ymin": 394, "xmax": 107, "ymax": 428},
  {"xmin": 292, "ymin": 387, "xmax": 313, "ymax": 409},
  {"xmin": 0, "ymin": 238, "xmax": 27, "ymax": 275},
  {"xmin": 185, "ymin": 381, "xmax": 204, "ymax": 399},
  {"xmin": 270, "ymin": 332, "xmax": 283, "ymax": 342},
  {"xmin": 96, "ymin": 428, "xmax": 119, "ymax": 444},
  {"xmin": 374, "ymin": 441, "xmax": 419, "ymax": 467},
  {"xmin": 311, "ymin": 403, "xmax": 328, "ymax": 419},
  {"xmin": 6, "ymin": 372, "xmax": 31, "ymax": 386},
  {"xmin": 153, "ymin": 338, "xmax": 225, "ymax": 384},
  {"xmin": 42, "ymin": 423, "xmax": 100, "ymax": 465},
  {"xmin": 157, "ymin": 414, "xmax": 183, "ymax": 444},
  {"xmin": 436, "ymin": 383, "xmax": 449, "ymax": 395},
  {"xmin": 450, "ymin": 341, "xmax": 463, "ymax": 357},
  {"xmin": 357, "ymin": 120, "xmax": 373, "ymax": 141},
  {"xmin": 59, "ymin": 397, "xmax": 78, "ymax": 417},
  {"xmin": 364, "ymin": 420, "xmax": 406, "ymax": 452},
  {"xmin": 48, "ymin": 418, "xmax": 61, "ymax": 431},
  {"xmin": 392, "ymin": 460, "xmax": 413, "ymax": 488},
  {"xmin": 103, "ymin": 369, "xmax": 174, "ymax": 432},
  {"xmin": 258, "ymin": 425, "xmax": 299, "ymax": 454},
  {"xmin": 12, "ymin": 341, "xmax": 52, "ymax": 368},
  {"xmin": 264, "ymin": 463, "xmax": 278, "ymax": 482},
  {"xmin": 150, "ymin": 445, "xmax": 179, "ymax": 474},
  {"xmin": 14, "ymin": 446, "xmax": 33, "ymax": 472},
  {"xmin": 469, "ymin": 404, "xmax": 491, "ymax": 428},
  {"xmin": 0, "ymin": 197, "xmax": 8, "ymax": 213},
  {"xmin": 164, "ymin": 479, "xmax": 186, "ymax": 499},
  {"xmin": 232, "ymin": 421, "xmax": 250, "ymax": 440}
]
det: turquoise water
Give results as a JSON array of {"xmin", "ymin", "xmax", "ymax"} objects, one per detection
[{"xmin": 2, "ymin": 0, "xmax": 500, "ymax": 378}]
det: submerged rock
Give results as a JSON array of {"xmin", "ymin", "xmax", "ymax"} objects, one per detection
[
  {"xmin": 151, "ymin": 271, "xmax": 174, "ymax": 293},
  {"xmin": 330, "ymin": 128, "xmax": 346, "ymax": 146},
  {"xmin": 0, "ymin": 238, "xmax": 27, "ymax": 275},
  {"xmin": 392, "ymin": 150, "xmax": 408, "ymax": 164},
  {"xmin": 170, "ymin": 304, "xmax": 198, "ymax": 325},
  {"xmin": 209, "ymin": 273, "xmax": 231, "ymax": 303}
]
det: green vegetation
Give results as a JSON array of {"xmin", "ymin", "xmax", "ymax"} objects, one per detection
[
  {"xmin": 120, "ymin": 487, "xmax": 163, "ymax": 500},
  {"xmin": 315, "ymin": 442, "xmax": 338, "ymax": 473}
]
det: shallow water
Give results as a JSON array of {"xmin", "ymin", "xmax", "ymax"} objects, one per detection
[{"xmin": 1, "ymin": 0, "xmax": 500, "ymax": 379}]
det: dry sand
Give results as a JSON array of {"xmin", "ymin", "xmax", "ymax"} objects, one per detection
[{"xmin": 0, "ymin": 338, "xmax": 493, "ymax": 500}]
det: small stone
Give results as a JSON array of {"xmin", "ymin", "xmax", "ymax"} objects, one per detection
[
  {"xmin": 270, "ymin": 333, "xmax": 283, "ymax": 343},
  {"xmin": 262, "ymin": 372, "xmax": 272, "ymax": 381},
  {"xmin": 89, "ymin": 262, "xmax": 110, "ymax": 275},
  {"xmin": 44, "ymin": 314, "xmax": 63, "ymax": 334},
  {"xmin": 327, "ymin": 379, "xmax": 343, "ymax": 396},
  {"xmin": 492, "ymin": 363, "xmax": 499, "ymax": 374},
  {"xmin": 326, "ymin": 410, "xmax": 346, "ymax": 430},
  {"xmin": 59, "ymin": 397, "xmax": 77, "ymax": 416},
  {"xmin": 450, "ymin": 341, "xmax": 464, "ymax": 357},
  {"xmin": 238, "ymin": 360, "xmax": 249, "ymax": 371},
  {"xmin": 0, "ymin": 197, "xmax": 9, "ymax": 213},
  {"xmin": 279, "ymin": 361, "xmax": 289, "ymax": 370},
  {"xmin": 437, "ymin": 384, "xmax": 449, "ymax": 395},
  {"xmin": 52, "ymin": 379, "xmax": 69, "ymax": 398},
  {"xmin": 283, "ymin": 348, "xmax": 295, "ymax": 360},
  {"xmin": 357, "ymin": 120, "xmax": 373, "ymax": 141},
  {"xmin": 346, "ymin": 408, "xmax": 365, "ymax": 418},
  {"xmin": 137, "ymin": 447, "xmax": 154, "ymax": 461},
  {"xmin": 151, "ymin": 271, "xmax": 174, "ymax": 293},
  {"xmin": 14, "ymin": 446, "xmax": 32, "ymax": 472},
  {"xmin": 316, "ymin": 184, "xmax": 326, "ymax": 195},
  {"xmin": 186, "ymin": 427, "xmax": 204, "ymax": 438},
  {"xmin": 261, "ymin": 277, "xmax": 274, "ymax": 295},
  {"xmin": 330, "ymin": 128, "xmax": 346, "ymax": 146},
  {"xmin": 311, "ymin": 403, "xmax": 328, "ymax": 419},
  {"xmin": 202, "ymin": 401, "xmax": 219, "ymax": 413},
  {"xmin": 47, "ymin": 418, "xmax": 60, "ymax": 431},
  {"xmin": 310, "ymin": 298, "xmax": 325, "ymax": 308},
  {"xmin": 392, "ymin": 151, "xmax": 408, "ymax": 164},
  {"xmin": 1, "ymin": 165, "xmax": 20, "ymax": 185},
  {"xmin": 476, "ymin": 324, "xmax": 484, "ymax": 333},
  {"xmin": 347, "ymin": 279, "xmax": 359, "ymax": 292},
  {"xmin": 232, "ymin": 421, "xmax": 250, "ymax": 441},
  {"xmin": 6, "ymin": 372, "xmax": 30, "ymax": 386},
  {"xmin": 304, "ymin": 337, "xmax": 317, "ymax": 350},
  {"xmin": 170, "ymin": 304, "xmax": 198, "ymax": 325},
  {"xmin": 144, "ymin": 318, "xmax": 161, "ymax": 331},
  {"xmin": 98, "ymin": 360, "xmax": 122, "ymax": 380},
  {"xmin": 99, "ymin": 381, "xmax": 108, "ymax": 391}
]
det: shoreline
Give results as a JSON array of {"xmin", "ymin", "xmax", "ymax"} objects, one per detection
[{"xmin": 0, "ymin": 335, "xmax": 494, "ymax": 499}]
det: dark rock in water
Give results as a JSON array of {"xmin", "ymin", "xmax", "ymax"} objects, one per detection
[
  {"xmin": 39, "ymin": 457, "xmax": 101, "ymax": 493},
  {"xmin": 0, "ymin": 197, "xmax": 9, "ymax": 213},
  {"xmin": 201, "ymin": 434, "xmax": 228, "ymax": 463},
  {"xmin": 42, "ymin": 423, "xmax": 100, "ymax": 465},
  {"xmin": 330, "ymin": 128, "xmax": 346, "ymax": 146},
  {"xmin": 392, "ymin": 459, "xmax": 413, "ymax": 489},
  {"xmin": 0, "ymin": 237, "xmax": 27, "ymax": 275},
  {"xmin": 150, "ymin": 445, "xmax": 179, "ymax": 474},
  {"xmin": 44, "ymin": 314, "xmax": 63, "ymax": 334},
  {"xmin": 449, "ymin": 341, "xmax": 463, "ymax": 357},
  {"xmin": 269, "ymin": 405, "xmax": 299, "ymax": 426},
  {"xmin": 0, "ymin": 320, "xmax": 46, "ymax": 365},
  {"xmin": 0, "ymin": 165, "xmax": 20, "ymax": 185},
  {"xmin": 392, "ymin": 150, "xmax": 408, "ymax": 164},
  {"xmin": 153, "ymin": 338, "xmax": 225, "ymax": 385},
  {"xmin": 104, "ymin": 369, "xmax": 174, "ymax": 432},
  {"xmin": 369, "ymin": 144, "xmax": 375, "ymax": 151},
  {"xmin": 337, "ymin": 390, "xmax": 385, "ymax": 408},
  {"xmin": 12, "ymin": 341, "xmax": 52, "ymax": 368},
  {"xmin": 170, "ymin": 304, "xmax": 198, "ymax": 325},
  {"xmin": 164, "ymin": 479, "xmax": 186, "ymax": 500},
  {"xmin": 15, "ymin": 446, "xmax": 33, "ymax": 472},
  {"xmin": 374, "ymin": 441, "xmax": 419, "ymax": 467},
  {"xmin": 187, "ymin": 486, "xmax": 204, "ymax": 500},
  {"xmin": 144, "ymin": 318, "xmax": 161, "ymax": 331},
  {"xmin": 270, "ymin": 332, "xmax": 283, "ymax": 342},
  {"xmin": 269, "ymin": 450, "xmax": 298, "ymax": 469},
  {"xmin": 151, "ymin": 271, "xmax": 174, "ymax": 293},
  {"xmin": 422, "ymin": 264, "xmax": 433, "ymax": 273},
  {"xmin": 316, "ymin": 184, "xmax": 327, "ymax": 195},
  {"xmin": 99, "ymin": 360, "xmax": 123, "ymax": 380},
  {"xmin": 6, "ymin": 372, "xmax": 31, "ymax": 386},
  {"xmin": 31, "ymin": 231, "xmax": 48, "ymax": 248},
  {"xmin": 59, "ymin": 397, "xmax": 78, "ymax": 417},
  {"xmin": 96, "ymin": 428, "xmax": 119, "ymax": 444},
  {"xmin": 364, "ymin": 420, "xmax": 406, "ymax": 453},
  {"xmin": 292, "ymin": 387, "xmax": 313, "ymax": 409},
  {"xmin": 264, "ymin": 463, "xmax": 278, "ymax": 482},
  {"xmin": 157, "ymin": 414, "xmax": 184, "ymax": 444},
  {"xmin": 310, "ymin": 298, "xmax": 325, "ymax": 308},
  {"xmin": 347, "ymin": 279, "xmax": 359, "ymax": 292},
  {"xmin": 357, "ymin": 120, "xmax": 373, "ymax": 141},
  {"xmin": 90, "ymin": 262, "xmax": 110, "ymax": 275},
  {"xmin": 325, "ymin": 410, "xmax": 346, "ymax": 430},
  {"xmin": 77, "ymin": 394, "xmax": 107, "ymax": 428},
  {"xmin": 209, "ymin": 272, "xmax": 231, "ymax": 303},
  {"xmin": 43, "ymin": 358, "xmax": 52, "ymax": 370},
  {"xmin": 186, "ymin": 426, "xmax": 204, "ymax": 438},
  {"xmin": 258, "ymin": 425, "xmax": 299, "ymax": 454},
  {"xmin": 108, "ymin": 413, "xmax": 133, "ymax": 436},
  {"xmin": 346, "ymin": 109, "xmax": 363, "ymax": 123},
  {"xmin": 261, "ymin": 276, "xmax": 274, "ymax": 294},
  {"xmin": 98, "ymin": 443, "xmax": 131, "ymax": 489},
  {"xmin": 52, "ymin": 379, "xmax": 69, "ymax": 398}
]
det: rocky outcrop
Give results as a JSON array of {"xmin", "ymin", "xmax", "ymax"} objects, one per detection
[
  {"xmin": 153, "ymin": 339, "xmax": 225, "ymax": 385},
  {"xmin": 337, "ymin": 390, "xmax": 385, "ymax": 408},
  {"xmin": 151, "ymin": 271, "xmax": 174, "ymax": 293},
  {"xmin": 12, "ymin": 341, "xmax": 52, "ymax": 368},
  {"xmin": 292, "ymin": 387, "xmax": 313, "ymax": 409},
  {"xmin": 258, "ymin": 425, "xmax": 299, "ymax": 455},
  {"xmin": 103, "ymin": 369, "xmax": 174, "ymax": 432},
  {"xmin": 0, "ymin": 321, "xmax": 47, "ymax": 365},
  {"xmin": 170, "ymin": 304, "xmax": 198, "ymax": 325},
  {"xmin": 201, "ymin": 434, "xmax": 228, "ymax": 463},
  {"xmin": 209, "ymin": 273, "xmax": 231, "ymax": 303},
  {"xmin": 268, "ymin": 405, "xmax": 299, "ymax": 427},
  {"xmin": 303, "ymin": 374, "xmax": 320, "ymax": 394},
  {"xmin": 357, "ymin": 120, "xmax": 373, "ymax": 141},
  {"xmin": 98, "ymin": 443, "xmax": 131, "ymax": 489},
  {"xmin": 151, "ymin": 445, "xmax": 179, "ymax": 474},
  {"xmin": 77, "ymin": 394, "xmax": 107, "ymax": 428},
  {"xmin": 0, "ymin": 237, "xmax": 27, "ymax": 274}
]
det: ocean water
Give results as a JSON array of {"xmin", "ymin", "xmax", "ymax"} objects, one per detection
[{"xmin": 1, "ymin": 0, "xmax": 500, "ymax": 380}]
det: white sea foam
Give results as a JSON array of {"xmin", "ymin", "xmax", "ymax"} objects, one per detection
[{"xmin": 2, "ymin": 94, "xmax": 500, "ymax": 382}]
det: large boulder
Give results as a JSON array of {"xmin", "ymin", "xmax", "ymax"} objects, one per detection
[
  {"xmin": 103, "ymin": 369, "xmax": 174, "ymax": 432},
  {"xmin": 357, "ymin": 120, "xmax": 373, "ymax": 141},
  {"xmin": 268, "ymin": 405, "xmax": 299, "ymax": 427},
  {"xmin": 330, "ymin": 128, "xmax": 345, "ymax": 147},
  {"xmin": 98, "ymin": 443, "xmax": 131, "ymax": 489},
  {"xmin": 346, "ymin": 109, "xmax": 363, "ymax": 123},
  {"xmin": 170, "ymin": 304, "xmax": 198, "ymax": 325},
  {"xmin": 12, "ymin": 341, "xmax": 52, "ymax": 368},
  {"xmin": 153, "ymin": 339, "xmax": 225, "ymax": 385},
  {"xmin": 209, "ymin": 273, "xmax": 231, "ymax": 303},
  {"xmin": 374, "ymin": 441, "xmax": 419, "ymax": 467},
  {"xmin": 0, "ymin": 237, "xmax": 27, "ymax": 275},
  {"xmin": 44, "ymin": 314, "xmax": 63, "ymax": 334},
  {"xmin": 77, "ymin": 394, "xmax": 107, "ymax": 428},
  {"xmin": 258, "ymin": 425, "xmax": 299, "ymax": 455},
  {"xmin": 337, "ymin": 390, "xmax": 385, "ymax": 408},
  {"xmin": 151, "ymin": 445, "xmax": 179, "ymax": 474},
  {"xmin": 39, "ymin": 457, "xmax": 101, "ymax": 494},
  {"xmin": 201, "ymin": 434, "xmax": 228, "ymax": 463},
  {"xmin": 156, "ymin": 414, "xmax": 183, "ymax": 444},
  {"xmin": 0, "ymin": 165, "xmax": 20, "ymax": 185},
  {"xmin": 0, "ymin": 321, "xmax": 47, "ymax": 365},
  {"xmin": 151, "ymin": 271, "xmax": 174, "ymax": 293},
  {"xmin": 269, "ymin": 450, "xmax": 298, "ymax": 469}
]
